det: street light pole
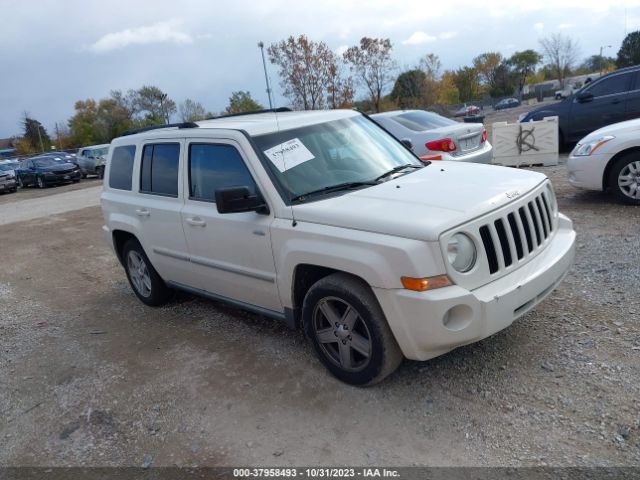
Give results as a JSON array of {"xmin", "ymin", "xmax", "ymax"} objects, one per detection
[
  {"xmin": 258, "ymin": 41, "xmax": 273, "ymax": 110},
  {"xmin": 599, "ymin": 45, "xmax": 612, "ymax": 77}
]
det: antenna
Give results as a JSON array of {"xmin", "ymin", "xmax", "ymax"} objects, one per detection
[{"xmin": 272, "ymin": 108, "xmax": 297, "ymax": 227}]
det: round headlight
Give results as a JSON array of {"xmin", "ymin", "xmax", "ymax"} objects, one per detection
[{"xmin": 447, "ymin": 233, "xmax": 477, "ymax": 273}]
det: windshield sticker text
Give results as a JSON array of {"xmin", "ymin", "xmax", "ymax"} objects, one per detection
[{"xmin": 263, "ymin": 138, "xmax": 315, "ymax": 172}]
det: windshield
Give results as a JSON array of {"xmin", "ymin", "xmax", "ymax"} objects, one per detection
[
  {"xmin": 252, "ymin": 115, "xmax": 421, "ymax": 202},
  {"xmin": 92, "ymin": 147, "xmax": 109, "ymax": 157},
  {"xmin": 34, "ymin": 158, "xmax": 59, "ymax": 167},
  {"xmin": 391, "ymin": 111, "xmax": 456, "ymax": 131}
]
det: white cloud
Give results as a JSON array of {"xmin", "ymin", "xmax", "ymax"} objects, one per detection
[
  {"xmin": 490, "ymin": 8, "xmax": 506, "ymax": 17},
  {"xmin": 439, "ymin": 31, "xmax": 458, "ymax": 40},
  {"xmin": 402, "ymin": 31, "xmax": 436, "ymax": 45},
  {"xmin": 533, "ymin": 22, "xmax": 544, "ymax": 31},
  {"xmin": 87, "ymin": 20, "xmax": 193, "ymax": 53},
  {"xmin": 335, "ymin": 44, "xmax": 349, "ymax": 56},
  {"xmin": 558, "ymin": 22, "xmax": 575, "ymax": 29}
]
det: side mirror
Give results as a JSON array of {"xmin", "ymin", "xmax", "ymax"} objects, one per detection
[
  {"xmin": 576, "ymin": 91, "xmax": 593, "ymax": 103},
  {"xmin": 215, "ymin": 186, "xmax": 269, "ymax": 215},
  {"xmin": 400, "ymin": 139, "xmax": 413, "ymax": 150}
]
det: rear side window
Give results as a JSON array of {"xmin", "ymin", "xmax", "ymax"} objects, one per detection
[
  {"xmin": 391, "ymin": 111, "xmax": 456, "ymax": 131},
  {"xmin": 108, "ymin": 145, "xmax": 136, "ymax": 190},
  {"xmin": 587, "ymin": 73, "xmax": 632, "ymax": 97},
  {"xmin": 189, "ymin": 144, "xmax": 256, "ymax": 202},
  {"xmin": 140, "ymin": 143, "xmax": 180, "ymax": 197}
]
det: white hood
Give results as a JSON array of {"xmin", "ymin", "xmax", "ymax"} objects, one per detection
[
  {"xmin": 580, "ymin": 117, "xmax": 640, "ymax": 143},
  {"xmin": 291, "ymin": 161, "xmax": 547, "ymax": 241}
]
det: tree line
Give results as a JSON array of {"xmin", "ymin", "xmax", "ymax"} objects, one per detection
[
  {"xmin": 14, "ymin": 87, "xmax": 263, "ymax": 155},
  {"xmin": 13, "ymin": 30, "xmax": 640, "ymax": 155}
]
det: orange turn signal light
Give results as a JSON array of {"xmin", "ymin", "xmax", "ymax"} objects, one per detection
[
  {"xmin": 420, "ymin": 154, "xmax": 442, "ymax": 161},
  {"xmin": 401, "ymin": 275, "xmax": 452, "ymax": 292}
]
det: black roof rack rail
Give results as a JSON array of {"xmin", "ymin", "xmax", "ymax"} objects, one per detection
[
  {"xmin": 121, "ymin": 122, "xmax": 199, "ymax": 137},
  {"xmin": 206, "ymin": 107, "xmax": 292, "ymax": 120}
]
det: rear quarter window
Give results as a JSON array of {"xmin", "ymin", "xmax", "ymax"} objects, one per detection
[{"xmin": 108, "ymin": 145, "xmax": 136, "ymax": 190}]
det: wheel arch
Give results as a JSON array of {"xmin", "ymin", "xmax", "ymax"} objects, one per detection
[
  {"xmin": 112, "ymin": 229, "xmax": 138, "ymax": 266},
  {"xmin": 290, "ymin": 264, "xmax": 371, "ymax": 330},
  {"xmin": 602, "ymin": 147, "xmax": 640, "ymax": 190}
]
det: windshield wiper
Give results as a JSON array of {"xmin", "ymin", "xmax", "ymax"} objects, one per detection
[
  {"xmin": 291, "ymin": 181, "xmax": 379, "ymax": 203},
  {"xmin": 374, "ymin": 164, "xmax": 424, "ymax": 182}
]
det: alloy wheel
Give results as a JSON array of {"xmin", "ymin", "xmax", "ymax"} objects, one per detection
[
  {"xmin": 313, "ymin": 297, "xmax": 372, "ymax": 372},
  {"xmin": 127, "ymin": 250, "xmax": 152, "ymax": 298},
  {"xmin": 618, "ymin": 161, "xmax": 640, "ymax": 200}
]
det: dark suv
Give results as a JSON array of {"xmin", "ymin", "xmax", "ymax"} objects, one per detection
[{"xmin": 520, "ymin": 65, "xmax": 640, "ymax": 146}]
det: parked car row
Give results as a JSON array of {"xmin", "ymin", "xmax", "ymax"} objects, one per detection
[{"xmin": 0, "ymin": 143, "xmax": 111, "ymax": 194}]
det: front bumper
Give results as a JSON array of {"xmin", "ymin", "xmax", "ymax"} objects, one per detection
[
  {"xmin": 567, "ymin": 152, "xmax": 611, "ymax": 191},
  {"xmin": 0, "ymin": 178, "xmax": 16, "ymax": 191},
  {"xmin": 374, "ymin": 214, "xmax": 576, "ymax": 361},
  {"xmin": 43, "ymin": 170, "xmax": 82, "ymax": 185}
]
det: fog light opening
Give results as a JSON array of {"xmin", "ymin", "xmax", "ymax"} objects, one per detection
[{"xmin": 442, "ymin": 304, "xmax": 473, "ymax": 332}]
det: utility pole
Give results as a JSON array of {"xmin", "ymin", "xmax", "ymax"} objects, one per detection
[
  {"xmin": 36, "ymin": 122, "xmax": 44, "ymax": 153},
  {"xmin": 599, "ymin": 45, "xmax": 612, "ymax": 77},
  {"xmin": 258, "ymin": 41, "xmax": 273, "ymax": 110}
]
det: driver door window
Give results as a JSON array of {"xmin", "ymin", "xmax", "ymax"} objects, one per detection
[
  {"xmin": 586, "ymin": 73, "xmax": 631, "ymax": 97},
  {"xmin": 188, "ymin": 143, "xmax": 257, "ymax": 202}
]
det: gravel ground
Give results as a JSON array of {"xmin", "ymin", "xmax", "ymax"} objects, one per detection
[
  {"xmin": 0, "ymin": 177, "xmax": 101, "ymax": 206},
  {"xmin": 1, "ymin": 155, "xmax": 639, "ymax": 468},
  {"xmin": 0, "ymin": 185, "xmax": 101, "ymax": 226}
]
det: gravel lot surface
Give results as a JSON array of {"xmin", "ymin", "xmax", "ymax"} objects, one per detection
[
  {"xmin": 1, "ymin": 134, "xmax": 639, "ymax": 467},
  {"xmin": 0, "ymin": 185, "xmax": 101, "ymax": 226}
]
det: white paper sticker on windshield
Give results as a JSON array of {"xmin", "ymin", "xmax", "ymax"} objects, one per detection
[{"xmin": 263, "ymin": 138, "xmax": 315, "ymax": 172}]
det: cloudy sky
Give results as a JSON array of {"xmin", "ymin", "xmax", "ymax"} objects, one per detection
[{"xmin": 1, "ymin": 0, "xmax": 639, "ymax": 139}]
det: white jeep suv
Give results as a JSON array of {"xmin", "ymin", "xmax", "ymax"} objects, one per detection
[{"xmin": 101, "ymin": 109, "xmax": 576, "ymax": 385}]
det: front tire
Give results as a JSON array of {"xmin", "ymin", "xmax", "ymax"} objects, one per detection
[
  {"xmin": 96, "ymin": 166, "xmax": 105, "ymax": 179},
  {"xmin": 609, "ymin": 153, "xmax": 640, "ymax": 205},
  {"xmin": 122, "ymin": 238, "xmax": 173, "ymax": 306},
  {"xmin": 17, "ymin": 176, "xmax": 25, "ymax": 188},
  {"xmin": 303, "ymin": 273, "xmax": 403, "ymax": 386},
  {"xmin": 37, "ymin": 176, "xmax": 46, "ymax": 189}
]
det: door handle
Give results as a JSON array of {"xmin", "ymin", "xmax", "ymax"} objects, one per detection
[
  {"xmin": 611, "ymin": 98, "xmax": 621, "ymax": 104},
  {"xmin": 185, "ymin": 217, "xmax": 206, "ymax": 227},
  {"xmin": 135, "ymin": 208, "xmax": 150, "ymax": 217}
]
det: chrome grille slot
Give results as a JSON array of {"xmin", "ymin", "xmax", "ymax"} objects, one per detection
[
  {"xmin": 507, "ymin": 213, "xmax": 524, "ymax": 260},
  {"xmin": 519, "ymin": 207, "xmax": 534, "ymax": 252},
  {"xmin": 494, "ymin": 219, "xmax": 513, "ymax": 267},
  {"xmin": 528, "ymin": 202, "xmax": 542, "ymax": 245},
  {"xmin": 479, "ymin": 225, "xmax": 499, "ymax": 274},
  {"xmin": 475, "ymin": 191, "xmax": 556, "ymax": 276}
]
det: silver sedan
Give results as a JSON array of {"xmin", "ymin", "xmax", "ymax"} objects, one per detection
[{"xmin": 371, "ymin": 110, "xmax": 493, "ymax": 164}]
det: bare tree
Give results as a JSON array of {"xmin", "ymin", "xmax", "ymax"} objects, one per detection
[
  {"xmin": 540, "ymin": 33, "xmax": 580, "ymax": 88},
  {"xmin": 268, "ymin": 35, "xmax": 337, "ymax": 110},
  {"xmin": 343, "ymin": 37, "xmax": 397, "ymax": 112},
  {"xmin": 418, "ymin": 53, "xmax": 441, "ymax": 81},
  {"xmin": 179, "ymin": 99, "xmax": 208, "ymax": 122}
]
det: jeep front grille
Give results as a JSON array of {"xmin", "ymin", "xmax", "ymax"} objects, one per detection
[{"xmin": 478, "ymin": 191, "xmax": 554, "ymax": 274}]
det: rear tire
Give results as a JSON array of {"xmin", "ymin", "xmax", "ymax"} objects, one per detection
[
  {"xmin": 302, "ymin": 273, "xmax": 403, "ymax": 386},
  {"xmin": 609, "ymin": 153, "xmax": 640, "ymax": 205},
  {"xmin": 122, "ymin": 238, "xmax": 173, "ymax": 306},
  {"xmin": 37, "ymin": 176, "xmax": 46, "ymax": 189}
]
